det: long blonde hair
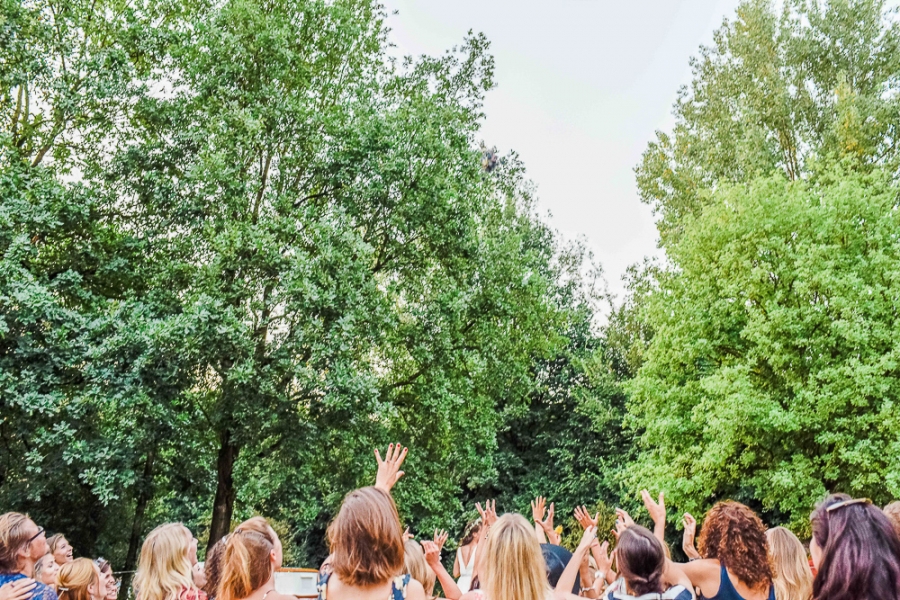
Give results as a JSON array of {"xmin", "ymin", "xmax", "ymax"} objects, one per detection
[
  {"xmin": 58, "ymin": 558, "xmax": 99, "ymax": 600},
  {"xmin": 766, "ymin": 527, "xmax": 813, "ymax": 600},
  {"xmin": 403, "ymin": 540, "xmax": 435, "ymax": 597},
  {"xmin": 479, "ymin": 514, "xmax": 552, "ymax": 600},
  {"xmin": 134, "ymin": 524, "xmax": 195, "ymax": 600}
]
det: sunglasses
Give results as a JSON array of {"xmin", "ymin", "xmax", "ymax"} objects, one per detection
[
  {"xmin": 28, "ymin": 527, "xmax": 45, "ymax": 543},
  {"xmin": 825, "ymin": 498, "xmax": 871, "ymax": 512}
]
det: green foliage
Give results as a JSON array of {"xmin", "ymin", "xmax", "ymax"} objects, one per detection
[
  {"xmin": 637, "ymin": 0, "xmax": 900, "ymax": 243},
  {"xmin": 1, "ymin": 0, "xmax": 619, "ymax": 571},
  {"xmin": 627, "ymin": 167, "xmax": 900, "ymax": 530}
]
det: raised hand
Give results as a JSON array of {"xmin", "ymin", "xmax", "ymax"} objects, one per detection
[
  {"xmin": 402, "ymin": 526, "xmax": 413, "ymax": 542},
  {"xmin": 612, "ymin": 508, "xmax": 633, "ymax": 539},
  {"xmin": 433, "ymin": 529, "xmax": 448, "ymax": 551},
  {"xmin": 682, "ymin": 512, "xmax": 701, "ymax": 560},
  {"xmin": 374, "ymin": 443, "xmax": 408, "ymax": 492},
  {"xmin": 422, "ymin": 540, "xmax": 442, "ymax": 568},
  {"xmin": 476, "ymin": 499, "xmax": 498, "ymax": 526},
  {"xmin": 574, "ymin": 505, "xmax": 600, "ymax": 530},
  {"xmin": 537, "ymin": 501, "xmax": 556, "ymax": 532},
  {"xmin": 531, "ymin": 496, "xmax": 547, "ymax": 523},
  {"xmin": 641, "ymin": 489, "xmax": 666, "ymax": 525},
  {"xmin": 576, "ymin": 525, "xmax": 598, "ymax": 553}
]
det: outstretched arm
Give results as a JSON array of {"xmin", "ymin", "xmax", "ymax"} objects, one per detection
[
  {"xmin": 555, "ymin": 527, "xmax": 597, "ymax": 600},
  {"xmin": 424, "ymin": 541, "xmax": 462, "ymax": 600},
  {"xmin": 641, "ymin": 489, "xmax": 666, "ymax": 544}
]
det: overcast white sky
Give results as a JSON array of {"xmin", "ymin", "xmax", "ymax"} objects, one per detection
[{"xmin": 382, "ymin": 0, "xmax": 742, "ymax": 303}]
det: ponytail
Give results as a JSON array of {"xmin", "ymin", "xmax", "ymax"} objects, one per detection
[
  {"xmin": 59, "ymin": 558, "xmax": 98, "ymax": 600},
  {"xmin": 216, "ymin": 531, "xmax": 273, "ymax": 600},
  {"xmin": 616, "ymin": 526, "xmax": 666, "ymax": 596}
]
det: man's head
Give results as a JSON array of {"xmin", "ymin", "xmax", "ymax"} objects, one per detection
[{"xmin": 0, "ymin": 512, "xmax": 48, "ymax": 574}]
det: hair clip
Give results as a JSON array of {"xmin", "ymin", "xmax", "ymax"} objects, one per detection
[
  {"xmin": 58, "ymin": 587, "xmax": 70, "ymax": 592},
  {"xmin": 825, "ymin": 498, "xmax": 871, "ymax": 512}
]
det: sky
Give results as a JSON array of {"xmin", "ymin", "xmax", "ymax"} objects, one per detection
[{"xmin": 382, "ymin": 0, "xmax": 743, "ymax": 304}]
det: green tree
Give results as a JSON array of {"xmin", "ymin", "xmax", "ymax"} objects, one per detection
[
  {"xmin": 637, "ymin": 0, "xmax": 900, "ymax": 243},
  {"xmin": 626, "ymin": 166, "xmax": 900, "ymax": 529}
]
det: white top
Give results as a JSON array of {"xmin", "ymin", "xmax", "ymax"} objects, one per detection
[{"xmin": 456, "ymin": 545, "xmax": 478, "ymax": 593}]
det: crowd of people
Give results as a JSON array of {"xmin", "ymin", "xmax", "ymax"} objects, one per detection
[{"xmin": 3, "ymin": 444, "xmax": 900, "ymax": 600}]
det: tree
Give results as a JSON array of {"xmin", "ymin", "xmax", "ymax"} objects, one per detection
[
  {"xmin": 636, "ymin": 0, "xmax": 900, "ymax": 243},
  {"xmin": 626, "ymin": 166, "xmax": 900, "ymax": 529}
]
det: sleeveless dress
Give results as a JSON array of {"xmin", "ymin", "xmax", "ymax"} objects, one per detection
[
  {"xmin": 456, "ymin": 545, "xmax": 477, "ymax": 593},
  {"xmin": 316, "ymin": 572, "xmax": 410, "ymax": 600},
  {"xmin": 701, "ymin": 567, "xmax": 775, "ymax": 600}
]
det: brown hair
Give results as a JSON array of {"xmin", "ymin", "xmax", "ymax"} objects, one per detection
[
  {"xmin": 884, "ymin": 502, "xmax": 900, "ymax": 540},
  {"xmin": 403, "ymin": 540, "xmax": 435, "ymax": 597},
  {"xmin": 327, "ymin": 486, "xmax": 404, "ymax": 587},
  {"xmin": 616, "ymin": 525, "xmax": 666, "ymax": 596},
  {"xmin": 233, "ymin": 518, "xmax": 273, "ymax": 544},
  {"xmin": 812, "ymin": 494, "xmax": 900, "ymax": 600},
  {"xmin": 0, "ymin": 512, "xmax": 31, "ymax": 572},
  {"xmin": 698, "ymin": 501, "xmax": 773, "ymax": 591},
  {"xmin": 203, "ymin": 537, "xmax": 227, "ymax": 597},
  {"xmin": 58, "ymin": 558, "xmax": 99, "ymax": 600},
  {"xmin": 216, "ymin": 530, "xmax": 273, "ymax": 600}
]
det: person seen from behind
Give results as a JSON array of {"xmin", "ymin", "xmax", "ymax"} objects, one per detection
[
  {"xmin": 57, "ymin": 559, "xmax": 104, "ymax": 600},
  {"xmin": 765, "ymin": 528, "xmax": 811, "ymax": 600},
  {"xmin": 133, "ymin": 523, "xmax": 205, "ymax": 600},
  {"xmin": 0, "ymin": 513, "xmax": 57, "ymax": 600},
  {"xmin": 459, "ymin": 512, "xmax": 585, "ymax": 600},
  {"xmin": 810, "ymin": 494, "xmax": 900, "ymax": 600},
  {"xmin": 216, "ymin": 524, "xmax": 293, "ymax": 600},
  {"xmin": 316, "ymin": 444, "xmax": 426, "ymax": 600},
  {"xmin": 665, "ymin": 500, "xmax": 774, "ymax": 600},
  {"xmin": 453, "ymin": 521, "xmax": 481, "ymax": 594},
  {"xmin": 403, "ymin": 540, "xmax": 436, "ymax": 599}
]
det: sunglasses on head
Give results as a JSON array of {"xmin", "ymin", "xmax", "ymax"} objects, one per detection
[{"xmin": 825, "ymin": 498, "xmax": 871, "ymax": 512}]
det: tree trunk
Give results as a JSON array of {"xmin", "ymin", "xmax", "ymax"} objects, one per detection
[
  {"xmin": 119, "ymin": 446, "xmax": 156, "ymax": 600},
  {"xmin": 207, "ymin": 429, "xmax": 240, "ymax": 553}
]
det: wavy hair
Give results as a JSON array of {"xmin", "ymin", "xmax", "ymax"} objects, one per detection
[
  {"xmin": 133, "ymin": 524, "xmax": 194, "ymax": 600},
  {"xmin": 811, "ymin": 494, "xmax": 900, "ymax": 600},
  {"xmin": 460, "ymin": 520, "xmax": 482, "ymax": 547},
  {"xmin": 617, "ymin": 525, "xmax": 666, "ymax": 596},
  {"xmin": 58, "ymin": 558, "xmax": 99, "ymax": 600},
  {"xmin": 479, "ymin": 514, "xmax": 553, "ymax": 600},
  {"xmin": 698, "ymin": 501, "xmax": 773, "ymax": 592},
  {"xmin": 767, "ymin": 527, "xmax": 812, "ymax": 600}
]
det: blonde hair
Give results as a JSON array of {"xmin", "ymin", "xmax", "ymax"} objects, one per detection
[
  {"xmin": 134, "ymin": 524, "xmax": 195, "ymax": 600},
  {"xmin": 884, "ymin": 502, "xmax": 900, "ymax": 539},
  {"xmin": 766, "ymin": 527, "xmax": 813, "ymax": 600},
  {"xmin": 479, "ymin": 514, "xmax": 552, "ymax": 600},
  {"xmin": 403, "ymin": 540, "xmax": 435, "ymax": 597},
  {"xmin": 58, "ymin": 558, "xmax": 98, "ymax": 600},
  {"xmin": 47, "ymin": 535, "xmax": 68, "ymax": 555},
  {"xmin": 0, "ymin": 512, "xmax": 31, "ymax": 571}
]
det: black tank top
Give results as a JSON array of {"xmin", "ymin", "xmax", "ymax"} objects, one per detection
[{"xmin": 701, "ymin": 567, "xmax": 775, "ymax": 600}]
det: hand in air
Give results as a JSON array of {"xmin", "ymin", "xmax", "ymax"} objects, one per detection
[
  {"xmin": 422, "ymin": 540, "xmax": 442, "ymax": 568},
  {"xmin": 576, "ymin": 525, "xmax": 598, "ymax": 553},
  {"xmin": 537, "ymin": 500, "xmax": 556, "ymax": 533},
  {"xmin": 612, "ymin": 508, "xmax": 633, "ymax": 539},
  {"xmin": 374, "ymin": 443, "xmax": 408, "ymax": 492},
  {"xmin": 476, "ymin": 499, "xmax": 498, "ymax": 526},
  {"xmin": 433, "ymin": 529, "xmax": 448, "ymax": 551},
  {"xmin": 574, "ymin": 505, "xmax": 600, "ymax": 530},
  {"xmin": 641, "ymin": 489, "xmax": 666, "ymax": 525},
  {"xmin": 403, "ymin": 526, "xmax": 413, "ymax": 542},
  {"xmin": 531, "ymin": 496, "xmax": 547, "ymax": 523}
]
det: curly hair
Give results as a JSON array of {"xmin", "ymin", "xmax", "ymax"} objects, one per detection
[{"xmin": 698, "ymin": 501, "xmax": 773, "ymax": 591}]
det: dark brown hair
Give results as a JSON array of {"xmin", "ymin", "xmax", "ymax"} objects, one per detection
[
  {"xmin": 327, "ymin": 486, "xmax": 404, "ymax": 587},
  {"xmin": 216, "ymin": 530, "xmax": 273, "ymax": 600},
  {"xmin": 698, "ymin": 501, "xmax": 772, "ymax": 591},
  {"xmin": 812, "ymin": 494, "xmax": 900, "ymax": 600},
  {"xmin": 616, "ymin": 525, "xmax": 666, "ymax": 596},
  {"xmin": 203, "ymin": 537, "xmax": 227, "ymax": 598},
  {"xmin": 460, "ymin": 520, "xmax": 482, "ymax": 547}
]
